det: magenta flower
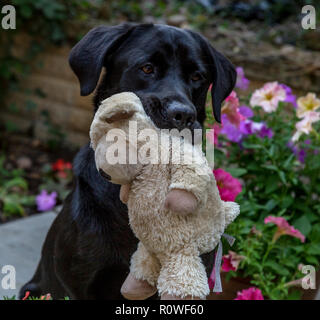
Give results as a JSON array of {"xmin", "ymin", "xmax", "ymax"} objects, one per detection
[
  {"xmin": 213, "ymin": 169, "xmax": 242, "ymax": 201},
  {"xmin": 36, "ymin": 190, "xmax": 57, "ymax": 212},
  {"xmin": 234, "ymin": 287, "xmax": 264, "ymax": 300},
  {"xmin": 264, "ymin": 216, "xmax": 305, "ymax": 243},
  {"xmin": 235, "ymin": 67, "xmax": 250, "ymax": 90},
  {"xmin": 221, "ymin": 251, "xmax": 245, "ymax": 272}
]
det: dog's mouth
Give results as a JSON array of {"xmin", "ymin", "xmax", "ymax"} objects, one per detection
[{"xmin": 136, "ymin": 94, "xmax": 201, "ymax": 132}]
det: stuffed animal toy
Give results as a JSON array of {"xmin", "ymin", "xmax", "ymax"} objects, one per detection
[{"xmin": 89, "ymin": 92, "xmax": 240, "ymax": 300}]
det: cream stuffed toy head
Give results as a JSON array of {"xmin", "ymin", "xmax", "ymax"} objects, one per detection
[{"xmin": 89, "ymin": 92, "xmax": 158, "ymax": 185}]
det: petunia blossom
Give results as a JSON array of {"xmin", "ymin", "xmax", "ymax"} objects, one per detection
[
  {"xmin": 36, "ymin": 190, "xmax": 57, "ymax": 212},
  {"xmin": 258, "ymin": 124, "xmax": 274, "ymax": 139},
  {"xmin": 235, "ymin": 67, "xmax": 250, "ymax": 90},
  {"xmin": 221, "ymin": 251, "xmax": 245, "ymax": 272},
  {"xmin": 280, "ymin": 84, "xmax": 297, "ymax": 108},
  {"xmin": 296, "ymin": 93, "xmax": 320, "ymax": 118},
  {"xmin": 220, "ymin": 114, "xmax": 244, "ymax": 143},
  {"xmin": 234, "ymin": 287, "xmax": 264, "ymax": 300},
  {"xmin": 287, "ymin": 141, "xmax": 307, "ymax": 163},
  {"xmin": 264, "ymin": 216, "xmax": 305, "ymax": 243},
  {"xmin": 250, "ymin": 82, "xmax": 286, "ymax": 112},
  {"xmin": 221, "ymin": 91, "xmax": 245, "ymax": 127},
  {"xmin": 239, "ymin": 105, "xmax": 254, "ymax": 118},
  {"xmin": 292, "ymin": 111, "xmax": 320, "ymax": 142},
  {"xmin": 213, "ymin": 168, "xmax": 242, "ymax": 201}
]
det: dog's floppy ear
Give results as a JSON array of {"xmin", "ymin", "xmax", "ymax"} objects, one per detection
[
  {"xmin": 187, "ymin": 30, "xmax": 237, "ymax": 123},
  {"xmin": 209, "ymin": 47, "xmax": 237, "ymax": 123},
  {"xmin": 69, "ymin": 23, "xmax": 137, "ymax": 96}
]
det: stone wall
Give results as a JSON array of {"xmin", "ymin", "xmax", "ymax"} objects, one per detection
[{"xmin": 2, "ymin": 44, "xmax": 93, "ymax": 148}]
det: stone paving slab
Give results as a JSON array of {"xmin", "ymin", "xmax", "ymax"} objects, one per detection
[{"xmin": 0, "ymin": 212, "xmax": 56, "ymax": 299}]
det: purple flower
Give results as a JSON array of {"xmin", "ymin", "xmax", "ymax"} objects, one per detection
[
  {"xmin": 258, "ymin": 124, "xmax": 274, "ymax": 139},
  {"xmin": 239, "ymin": 105, "xmax": 254, "ymax": 118},
  {"xmin": 36, "ymin": 190, "xmax": 57, "ymax": 212},
  {"xmin": 304, "ymin": 139, "xmax": 311, "ymax": 145},
  {"xmin": 287, "ymin": 141, "xmax": 306, "ymax": 163},
  {"xmin": 298, "ymin": 149, "xmax": 307, "ymax": 163},
  {"xmin": 235, "ymin": 67, "xmax": 250, "ymax": 90},
  {"xmin": 220, "ymin": 114, "xmax": 243, "ymax": 142},
  {"xmin": 239, "ymin": 120, "xmax": 254, "ymax": 135},
  {"xmin": 280, "ymin": 84, "xmax": 297, "ymax": 108}
]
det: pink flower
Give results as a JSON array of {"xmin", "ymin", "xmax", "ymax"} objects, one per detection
[
  {"xmin": 235, "ymin": 67, "xmax": 250, "ymax": 90},
  {"xmin": 36, "ymin": 190, "xmax": 57, "ymax": 212},
  {"xmin": 213, "ymin": 169, "xmax": 242, "ymax": 201},
  {"xmin": 221, "ymin": 251, "xmax": 245, "ymax": 272},
  {"xmin": 234, "ymin": 287, "xmax": 264, "ymax": 300},
  {"xmin": 264, "ymin": 216, "xmax": 305, "ymax": 243},
  {"xmin": 22, "ymin": 291, "xmax": 30, "ymax": 300},
  {"xmin": 40, "ymin": 293, "xmax": 52, "ymax": 300},
  {"xmin": 222, "ymin": 91, "xmax": 245, "ymax": 127},
  {"xmin": 250, "ymin": 82, "xmax": 286, "ymax": 112}
]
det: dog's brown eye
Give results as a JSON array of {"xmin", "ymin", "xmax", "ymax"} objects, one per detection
[
  {"xmin": 191, "ymin": 73, "xmax": 201, "ymax": 81},
  {"xmin": 141, "ymin": 64, "xmax": 154, "ymax": 74}
]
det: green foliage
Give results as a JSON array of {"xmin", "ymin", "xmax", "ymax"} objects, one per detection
[
  {"xmin": 206, "ymin": 92, "xmax": 320, "ymax": 300},
  {"xmin": 0, "ymin": 155, "xmax": 34, "ymax": 217}
]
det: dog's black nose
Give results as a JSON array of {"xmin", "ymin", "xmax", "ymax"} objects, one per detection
[{"xmin": 167, "ymin": 102, "xmax": 196, "ymax": 130}]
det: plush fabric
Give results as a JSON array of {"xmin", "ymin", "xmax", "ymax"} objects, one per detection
[{"xmin": 89, "ymin": 92, "xmax": 240, "ymax": 299}]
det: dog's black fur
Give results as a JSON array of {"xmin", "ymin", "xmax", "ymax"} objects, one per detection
[{"xmin": 19, "ymin": 23, "xmax": 236, "ymax": 300}]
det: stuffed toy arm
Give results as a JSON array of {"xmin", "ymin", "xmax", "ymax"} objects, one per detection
[{"xmin": 165, "ymin": 162, "xmax": 211, "ymax": 215}]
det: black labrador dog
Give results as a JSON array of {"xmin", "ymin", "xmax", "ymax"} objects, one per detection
[{"xmin": 20, "ymin": 23, "xmax": 236, "ymax": 300}]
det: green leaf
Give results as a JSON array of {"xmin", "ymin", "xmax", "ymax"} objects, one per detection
[
  {"xmin": 264, "ymin": 261, "xmax": 290, "ymax": 276},
  {"xmin": 242, "ymin": 142, "xmax": 263, "ymax": 150},
  {"xmin": 278, "ymin": 171, "xmax": 287, "ymax": 184},
  {"xmin": 306, "ymin": 243, "xmax": 320, "ymax": 256},
  {"xmin": 3, "ymin": 199, "xmax": 25, "ymax": 216},
  {"xmin": 305, "ymin": 256, "xmax": 319, "ymax": 265},
  {"xmin": 3, "ymin": 177, "xmax": 28, "ymax": 191},
  {"xmin": 287, "ymin": 290, "xmax": 302, "ymax": 300},
  {"xmin": 225, "ymin": 168, "xmax": 247, "ymax": 177},
  {"xmin": 265, "ymin": 199, "xmax": 279, "ymax": 212},
  {"xmin": 262, "ymin": 164, "xmax": 278, "ymax": 171},
  {"xmin": 293, "ymin": 215, "xmax": 312, "ymax": 237}
]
